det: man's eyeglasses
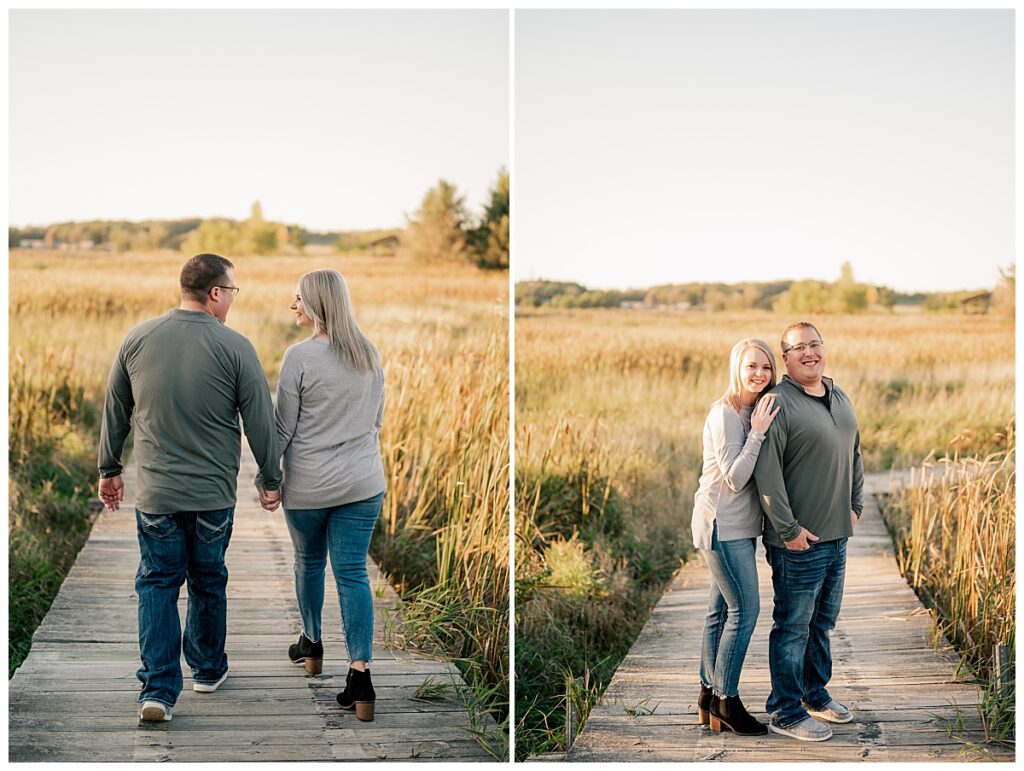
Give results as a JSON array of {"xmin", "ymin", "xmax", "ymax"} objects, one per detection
[
  {"xmin": 213, "ymin": 285, "xmax": 240, "ymax": 295},
  {"xmin": 783, "ymin": 341, "xmax": 823, "ymax": 355}
]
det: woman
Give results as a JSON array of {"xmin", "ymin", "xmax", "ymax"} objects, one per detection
[
  {"xmin": 691, "ymin": 338, "xmax": 779, "ymax": 736},
  {"xmin": 260, "ymin": 268, "xmax": 386, "ymax": 722}
]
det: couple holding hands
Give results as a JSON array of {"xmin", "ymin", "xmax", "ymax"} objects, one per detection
[
  {"xmin": 692, "ymin": 323, "xmax": 863, "ymax": 742},
  {"xmin": 98, "ymin": 253, "xmax": 384, "ymax": 724}
]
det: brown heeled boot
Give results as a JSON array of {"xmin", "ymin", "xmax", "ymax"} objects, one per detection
[
  {"xmin": 709, "ymin": 694, "xmax": 768, "ymax": 736},
  {"xmin": 336, "ymin": 667, "xmax": 376, "ymax": 721},
  {"xmin": 697, "ymin": 684, "xmax": 714, "ymax": 726}
]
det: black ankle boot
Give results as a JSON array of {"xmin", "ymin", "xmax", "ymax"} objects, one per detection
[
  {"xmin": 288, "ymin": 633, "xmax": 323, "ymax": 674},
  {"xmin": 336, "ymin": 667, "xmax": 375, "ymax": 721},
  {"xmin": 698, "ymin": 684, "xmax": 714, "ymax": 726},
  {"xmin": 709, "ymin": 694, "xmax": 768, "ymax": 736}
]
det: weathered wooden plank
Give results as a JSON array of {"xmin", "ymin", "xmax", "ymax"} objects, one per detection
[
  {"xmin": 565, "ymin": 479, "xmax": 1013, "ymax": 762},
  {"xmin": 12, "ymin": 699, "xmax": 479, "ymax": 723},
  {"xmin": 131, "ymin": 744, "xmax": 341, "ymax": 762},
  {"xmin": 572, "ymin": 722, "xmax": 986, "ymax": 748},
  {"xmin": 583, "ymin": 713, "xmax": 993, "ymax": 734},
  {"xmin": 10, "ymin": 724, "xmax": 482, "ymax": 749},
  {"xmin": 10, "ymin": 744, "xmax": 137, "ymax": 763}
]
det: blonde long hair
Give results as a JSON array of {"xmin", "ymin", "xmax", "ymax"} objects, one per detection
[
  {"xmin": 720, "ymin": 338, "xmax": 777, "ymax": 411},
  {"xmin": 299, "ymin": 269, "xmax": 380, "ymax": 373}
]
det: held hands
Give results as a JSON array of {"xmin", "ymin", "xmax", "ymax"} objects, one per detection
[
  {"xmin": 784, "ymin": 526, "xmax": 819, "ymax": 552},
  {"xmin": 257, "ymin": 484, "xmax": 282, "ymax": 512},
  {"xmin": 750, "ymin": 394, "xmax": 781, "ymax": 434},
  {"xmin": 98, "ymin": 475, "xmax": 124, "ymax": 511}
]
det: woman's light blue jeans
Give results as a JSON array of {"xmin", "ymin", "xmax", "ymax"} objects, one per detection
[
  {"xmin": 283, "ymin": 492, "xmax": 385, "ymax": 663},
  {"xmin": 699, "ymin": 521, "xmax": 760, "ymax": 698}
]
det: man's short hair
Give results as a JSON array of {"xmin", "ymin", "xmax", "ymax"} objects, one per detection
[
  {"xmin": 781, "ymin": 321, "xmax": 822, "ymax": 352},
  {"xmin": 180, "ymin": 253, "xmax": 234, "ymax": 302}
]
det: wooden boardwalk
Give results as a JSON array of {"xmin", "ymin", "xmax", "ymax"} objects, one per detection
[
  {"xmin": 565, "ymin": 472, "xmax": 1014, "ymax": 762},
  {"xmin": 9, "ymin": 450, "xmax": 498, "ymax": 762}
]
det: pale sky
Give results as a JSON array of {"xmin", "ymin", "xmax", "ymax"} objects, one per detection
[
  {"xmin": 516, "ymin": 10, "xmax": 1013, "ymax": 293},
  {"xmin": 10, "ymin": 10, "xmax": 508, "ymax": 231}
]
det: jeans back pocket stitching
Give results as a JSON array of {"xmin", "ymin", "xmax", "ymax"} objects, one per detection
[
  {"xmin": 139, "ymin": 513, "xmax": 176, "ymax": 538},
  {"xmin": 196, "ymin": 515, "xmax": 229, "ymax": 532}
]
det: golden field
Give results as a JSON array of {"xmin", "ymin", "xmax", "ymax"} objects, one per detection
[
  {"xmin": 9, "ymin": 249, "xmax": 510, "ymax": 752},
  {"xmin": 517, "ymin": 308, "xmax": 1013, "ymax": 476}
]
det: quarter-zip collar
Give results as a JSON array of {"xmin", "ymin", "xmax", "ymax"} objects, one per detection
[{"xmin": 780, "ymin": 375, "xmax": 836, "ymax": 424}]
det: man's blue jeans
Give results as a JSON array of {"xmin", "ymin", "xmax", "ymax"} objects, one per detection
[
  {"xmin": 283, "ymin": 492, "xmax": 385, "ymax": 664},
  {"xmin": 699, "ymin": 523, "xmax": 760, "ymax": 697},
  {"xmin": 135, "ymin": 507, "xmax": 234, "ymax": 708},
  {"xmin": 765, "ymin": 538, "xmax": 847, "ymax": 727}
]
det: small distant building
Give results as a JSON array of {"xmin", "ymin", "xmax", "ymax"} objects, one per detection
[
  {"xmin": 369, "ymin": 235, "xmax": 399, "ymax": 256},
  {"xmin": 60, "ymin": 240, "xmax": 96, "ymax": 251},
  {"xmin": 304, "ymin": 243, "xmax": 335, "ymax": 256},
  {"xmin": 19, "ymin": 239, "xmax": 47, "ymax": 249},
  {"xmin": 620, "ymin": 300, "xmax": 646, "ymax": 309},
  {"xmin": 960, "ymin": 292, "xmax": 992, "ymax": 315}
]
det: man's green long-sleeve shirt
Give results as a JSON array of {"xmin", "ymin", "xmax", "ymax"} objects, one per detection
[
  {"xmin": 98, "ymin": 309, "xmax": 282, "ymax": 515},
  {"xmin": 754, "ymin": 375, "xmax": 863, "ymax": 548}
]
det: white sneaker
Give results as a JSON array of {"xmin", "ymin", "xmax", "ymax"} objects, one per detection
[
  {"xmin": 139, "ymin": 700, "xmax": 173, "ymax": 722},
  {"xmin": 193, "ymin": 671, "xmax": 228, "ymax": 693},
  {"xmin": 804, "ymin": 699, "xmax": 853, "ymax": 724},
  {"xmin": 768, "ymin": 716, "xmax": 832, "ymax": 742}
]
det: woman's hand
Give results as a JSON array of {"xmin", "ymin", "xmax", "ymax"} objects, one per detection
[
  {"xmin": 256, "ymin": 484, "xmax": 282, "ymax": 512},
  {"xmin": 750, "ymin": 394, "xmax": 780, "ymax": 434}
]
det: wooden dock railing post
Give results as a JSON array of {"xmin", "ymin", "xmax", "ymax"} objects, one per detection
[
  {"xmin": 994, "ymin": 643, "xmax": 1011, "ymax": 689},
  {"xmin": 566, "ymin": 676, "xmax": 583, "ymax": 750}
]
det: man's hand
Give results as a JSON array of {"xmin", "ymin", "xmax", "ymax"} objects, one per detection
[
  {"xmin": 784, "ymin": 527, "xmax": 819, "ymax": 552},
  {"xmin": 257, "ymin": 484, "xmax": 282, "ymax": 512},
  {"xmin": 98, "ymin": 475, "xmax": 124, "ymax": 511},
  {"xmin": 851, "ymin": 509, "xmax": 859, "ymax": 529}
]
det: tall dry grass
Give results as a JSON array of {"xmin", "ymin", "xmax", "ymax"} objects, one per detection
[
  {"xmin": 9, "ymin": 249, "xmax": 509, "ymax": 753},
  {"xmin": 514, "ymin": 307, "xmax": 1014, "ymax": 758},
  {"xmin": 515, "ymin": 418, "xmax": 672, "ymax": 757},
  {"xmin": 884, "ymin": 428, "xmax": 1015, "ymax": 746},
  {"xmin": 9, "ymin": 347, "xmax": 101, "ymax": 676}
]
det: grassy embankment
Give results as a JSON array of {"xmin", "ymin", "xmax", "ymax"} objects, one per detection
[
  {"xmin": 882, "ymin": 433, "xmax": 1015, "ymax": 752},
  {"xmin": 9, "ymin": 249, "xmax": 509, "ymax": 756},
  {"xmin": 514, "ymin": 308, "xmax": 1013, "ymax": 759}
]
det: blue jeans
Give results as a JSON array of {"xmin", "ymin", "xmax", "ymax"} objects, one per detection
[
  {"xmin": 135, "ymin": 507, "xmax": 234, "ymax": 707},
  {"xmin": 284, "ymin": 492, "xmax": 384, "ymax": 663},
  {"xmin": 699, "ymin": 523, "xmax": 760, "ymax": 697},
  {"xmin": 765, "ymin": 538, "xmax": 847, "ymax": 727}
]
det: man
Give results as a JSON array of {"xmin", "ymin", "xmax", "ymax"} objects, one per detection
[
  {"xmin": 98, "ymin": 253, "xmax": 283, "ymax": 723},
  {"xmin": 753, "ymin": 322, "xmax": 863, "ymax": 742}
]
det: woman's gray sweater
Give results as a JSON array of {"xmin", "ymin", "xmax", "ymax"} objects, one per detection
[
  {"xmin": 273, "ymin": 338, "xmax": 386, "ymax": 510},
  {"xmin": 690, "ymin": 400, "xmax": 766, "ymax": 550}
]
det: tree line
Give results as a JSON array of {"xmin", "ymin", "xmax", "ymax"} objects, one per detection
[
  {"xmin": 9, "ymin": 167, "xmax": 509, "ymax": 270},
  {"xmin": 517, "ymin": 263, "xmax": 1014, "ymax": 315},
  {"xmin": 9, "ymin": 208, "xmax": 389, "ymax": 256}
]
